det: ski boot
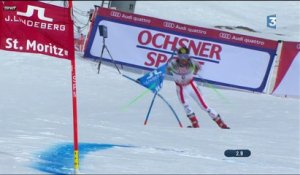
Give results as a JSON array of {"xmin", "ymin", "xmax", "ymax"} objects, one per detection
[
  {"xmin": 188, "ymin": 113, "xmax": 199, "ymax": 128},
  {"xmin": 213, "ymin": 115, "xmax": 230, "ymax": 129}
]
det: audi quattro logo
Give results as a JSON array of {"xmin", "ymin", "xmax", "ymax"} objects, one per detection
[
  {"xmin": 17, "ymin": 5, "xmax": 53, "ymax": 22},
  {"xmin": 110, "ymin": 11, "xmax": 121, "ymax": 17},
  {"xmin": 163, "ymin": 22, "xmax": 175, "ymax": 28},
  {"xmin": 219, "ymin": 32, "xmax": 232, "ymax": 39}
]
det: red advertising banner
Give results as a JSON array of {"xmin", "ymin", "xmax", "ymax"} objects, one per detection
[
  {"xmin": 0, "ymin": 2, "xmax": 3, "ymax": 43},
  {"xmin": 0, "ymin": 1, "xmax": 74, "ymax": 60},
  {"xmin": 94, "ymin": 8, "xmax": 278, "ymax": 50},
  {"xmin": 272, "ymin": 41, "xmax": 300, "ymax": 97}
]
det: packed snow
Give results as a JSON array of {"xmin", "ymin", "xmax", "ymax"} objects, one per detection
[{"xmin": 0, "ymin": 1, "xmax": 299, "ymax": 174}]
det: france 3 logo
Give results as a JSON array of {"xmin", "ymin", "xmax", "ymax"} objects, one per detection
[{"xmin": 267, "ymin": 14, "xmax": 276, "ymax": 29}]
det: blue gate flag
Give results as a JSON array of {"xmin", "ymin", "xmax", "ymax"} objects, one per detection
[{"xmin": 137, "ymin": 64, "xmax": 167, "ymax": 93}]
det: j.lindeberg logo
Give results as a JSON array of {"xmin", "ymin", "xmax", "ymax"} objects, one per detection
[
  {"xmin": 17, "ymin": 5, "xmax": 53, "ymax": 22},
  {"xmin": 4, "ymin": 5, "xmax": 65, "ymax": 31}
]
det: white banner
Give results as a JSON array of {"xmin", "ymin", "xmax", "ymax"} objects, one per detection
[{"xmin": 84, "ymin": 8, "xmax": 278, "ymax": 92}]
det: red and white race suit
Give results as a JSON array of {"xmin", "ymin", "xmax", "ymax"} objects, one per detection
[{"xmin": 166, "ymin": 57, "xmax": 219, "ymax": 119}]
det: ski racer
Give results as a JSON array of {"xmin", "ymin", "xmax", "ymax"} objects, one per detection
[{"xmin": 166, "ymin": 46, "xmax": 230, "ymax": 129}]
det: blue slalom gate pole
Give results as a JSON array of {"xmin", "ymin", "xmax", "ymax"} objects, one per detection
[
  {"xmin": 122, "ymin": 74, "xmax": 182, "ymax": 128},
  {"xmin": 156, "ymin": 93, "xmax": 183, "ymax": 128},
  {"xmin": 144, "ymin": 92, "xmax": 158, "ymax": 125}
]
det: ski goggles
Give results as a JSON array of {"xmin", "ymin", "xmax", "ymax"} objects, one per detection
[{"xmin": 178, "ymin": 53, "xmax": 189, "ymax": 59}]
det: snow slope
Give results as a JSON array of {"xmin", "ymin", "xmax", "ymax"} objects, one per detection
[
  {"xmin": 0, "ymin": 50, "xmax": 299, "ymax": 174},
  {"xmin": 0, "ymin": 1, "xmax": 299, "ymax": 174}
]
